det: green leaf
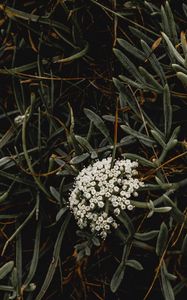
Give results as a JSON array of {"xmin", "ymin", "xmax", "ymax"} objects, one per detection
[
  {"xmin": 139, "ymin": 66, "xmax": 163, "ymax": 92},
  {"xmin": 35, "ymin": 214, "xmax": 71, "ymax": 300},
  {"xmin": 165, "ymin": 1, "xmax": 178, "ymax": 45},
  {"xmin": 50, "ymin": 186, "xmax": 60, "ymax": 202},
  {"xmin": 84, "ymin": 108, "xmax": 112, "ymax": 143},
  {"xmin": 161, "ymin": 32, "xmax": 184, "ymax": 65},
  {"xmin": 119, "ymin": 74, "xmax": 147, "ymax": 90},
  {"xmin": 163, "ymin": 84, "xmax": 172, "ymax": 138},
  {"xmin": 119, "ymin": 135, "xmax": 137, "ymax": 146},
  {"xmin": 129, "ymin": 26, "xmax": 154, "ymax": 44},
  {"xmin": 15, "ymin": 223, "xmax": 22, "ymax": 293},
  {"xmin": 110, "ymin": 262, "xmax": 125, "ymax": 293},
  {"xmin": 156, "ymin": 222, "xmax": 168, "ymax": 256},
  {"xmin": 141, "ymin": 39, "xmax": 166, "ymax": 84},
  {"xmin": 0, "ymin": 261, "xmax": 14, "ymax": 280},
  {"xmin": 161, "ymin": 5, "xmax": 171, "ymax": 39},
  {"xmin": 162, "ymin": 261, "xmax": 177, "ymax": 281},
  {"xmin": 121, "ymin": 125, "xmax": 155, "ymax": 147},
  {"xmin": 56, "ymin": 207, "xmax": 68, "ymax": 222},
  {"xmin": 176, "ymin": 72, "xmax": 187, "ymax": 87},
  {"xmin": 161, "ymin": 264, "xmax": 175, "ymax": 300},
  {"xmin": 163, "ymin": 195, "xmax": 185, "ymax": 224},
  {"xmin": 134, "ymin": 230, "xmax": 159, "ymax": 241},
  {"xmin": 75, "ymin": 135, "xmax": 98, "ymax": 159},
  {"xmin": 117, "ymin": 38, "xmax": 146, "ymax": 61},
  {"xmin": 23, "ymin": 221, "xmax": 41, "ymax": 288},
  {"xmin": 125, "ymin": 259, "xmax": 143, "ymax": 271},
  {"xmin": 70, "ymin": 153, "xmax": 90, "ymax": 164},
  {"xmin": 117, "ymin": 211, "xmax": 135, "ymax": 236},
  {"xmin": 169, "ymin": 126, "xmax": 180, "ymax": 141},
  {"xmin": 113, "ymin": 48, "xmax": 144, "ymax": 83},
  {"xmin": 151, "ymin": 130, "xmax": 166, "ymax": 147},
  {"xmin": 122, "ymin": 153, "xmax": 154, "ymax": 167},
  {"xmin": 172, "ymin": 64, "xmax": 187, "ymax": 73}
]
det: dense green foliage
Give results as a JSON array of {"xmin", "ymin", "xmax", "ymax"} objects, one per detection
[{"xmin": 0, "ymin": 1, "xmax": 187, "ymax": 299}]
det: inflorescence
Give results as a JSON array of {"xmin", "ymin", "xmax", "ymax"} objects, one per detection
[{"xmin": 69, "ymin": 157, "xmax": 144, "ymax": 239}]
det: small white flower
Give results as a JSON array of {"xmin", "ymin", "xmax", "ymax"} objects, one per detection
[
  {"xmin": 127, "ymin": 205, "xmax": 134, "ymax": 210},
  {"xmin": 105, "ymin": 192, "xmax": 111, "ymax": 198},
  {"xmin": 125, "ymin": 200, "xmax": 130, "ymax": 205},
  {"xmin": 121, "ymin": 204, "xmax": 126, "ymax": 210},
  {"xmin": 104, "ymin": 224, "xmax": 110, "ymax": 230},
  {"xmin": 120, "ymin": 191, "xmax": 126, "ymax": 197},
  {"xmin": 114, "ymin": 208, "xmax": 120, "ymax": 216},
  {"xmin": 114, "ymin": 186, "xmax": 119, "ymax": 193},
  {"xmin": 85, "ymin": 193, "xmax": 91, "ymax": 199},
  {"xmin": 98, "ymin": 201, "xmax": 104, "ymax": 208},
  {"xmin": 133, "ymin": 191, "xmax": 138, "ymax": 197},
  {"xmin": 95, "ymin": 226, "xmax": 100, "ymax": 231}
]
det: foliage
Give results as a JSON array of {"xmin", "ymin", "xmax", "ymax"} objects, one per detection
[{"xmin": 0, "ymin": 0, "xmax": 187, "ymax": 299}]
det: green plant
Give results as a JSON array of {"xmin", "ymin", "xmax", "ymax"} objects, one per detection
[{"xmin": 0, "ymin": 1, "xmax": 187, "ymax": 300}]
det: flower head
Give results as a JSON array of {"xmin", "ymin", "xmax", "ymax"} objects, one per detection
[{"xmin": 68, "ymin": 157, "xmax": 144, "ymax": 239}]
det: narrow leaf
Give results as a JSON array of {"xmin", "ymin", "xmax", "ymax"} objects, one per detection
[
  {"xmin": 139, "ymin": 66, "xmax": 163, "ymax": 92},
  {"xmin": 84, "ymin": 108, "xmax": 112, "ymax": 143},
  {"xmin": 129, "ymin": 26, "xmax": 154, "ymax": 44},
  {"xmin": 141, "ymin": 39, "xmax": 165, "ymax": 84},
  {"xmin": 163, "ymin": 84, "xmax": 172, "ymax": 138},
  {"xmin": 113, "ymin": 48, "xmax": 144, "ymax": 83},
  {"xmin": 121, "ymin": 125, "xmax": 155, "ymax": 147},
  {"xmin": 70, "ymin": 153, "xmax": 90, "ymax": 165},
  {"xmin": 151, "ymin": 130, "xmax": 166, "ymax": 147},
  {"xmin": 122, "ymin": 153, "xmax": 154, "ymax": 167},
  {"xmin": 125, "ymin": 259, "xmax": 143, "ymax": 271},
  {"xmin": 161, "ymin": 32, "xmax": 184, "ymax": 65},
  {"xmin": 110, "ymin": 262, "xmax": 125, "ymax": 293},
  {"xmin": 56, "ymin": 207, "xmax": 68, "ymax": 222},
  {"xmin": 161, "ymin": 264, "xmax": 175, "ymax": 300},
  {"xmin": 117, "ymin": 211, "xmax": 135, "ymax": 236},
  {"xmin": 165, "ymin": 1, "xmax": 178, "ymax": 45},
  {"xmin": 156, "ymin": 222, "xmax": 168, "ymax": 256},
  {"xmin": 176, "ymin": 72, "xmax": 187, "ymax": 87},
  {"xmin": 75, "ymin": 135, "xmax": 98, "ymax": 159},
  {"xmin": 0, "ymin": 261, "xmax": 14, "ymax": 280},
  {"xmin": 23, "ymin": 221, "xmax": 41, "ymax": 288},
  {"xmin": 134, "ymin": 230, "xmax": 159, "ymax": 241},
  {"xmin": 35, "ymin": 214, "xmax": 71, "ymax": 300},
  {"xmin": 119, "ymin": 75, "xmax": 146, "ymax": 90},
  {"xmin": 50, "ymin": 186, "xmax": 60, "ymax": 202},
  {"xmin": 117, "ymin": 38, "xmax": 146, "ymax": 61}
]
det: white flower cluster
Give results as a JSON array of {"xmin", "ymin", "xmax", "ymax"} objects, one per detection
[{"xmin": 69, "ymin": 157, "xmax": 144, "ymax": 239}]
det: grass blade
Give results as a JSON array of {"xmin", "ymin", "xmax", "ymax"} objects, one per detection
[
  {"xmin": 22, "ymin": 220, "xmax": 41, "ymax": 290},
  {"xmin": 35, "ymin": 214, "xmax": 71, "ymax": 300},
  {"xmin": 163, "ymin": 84, "xmax": 172, "ymax": 139}
]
